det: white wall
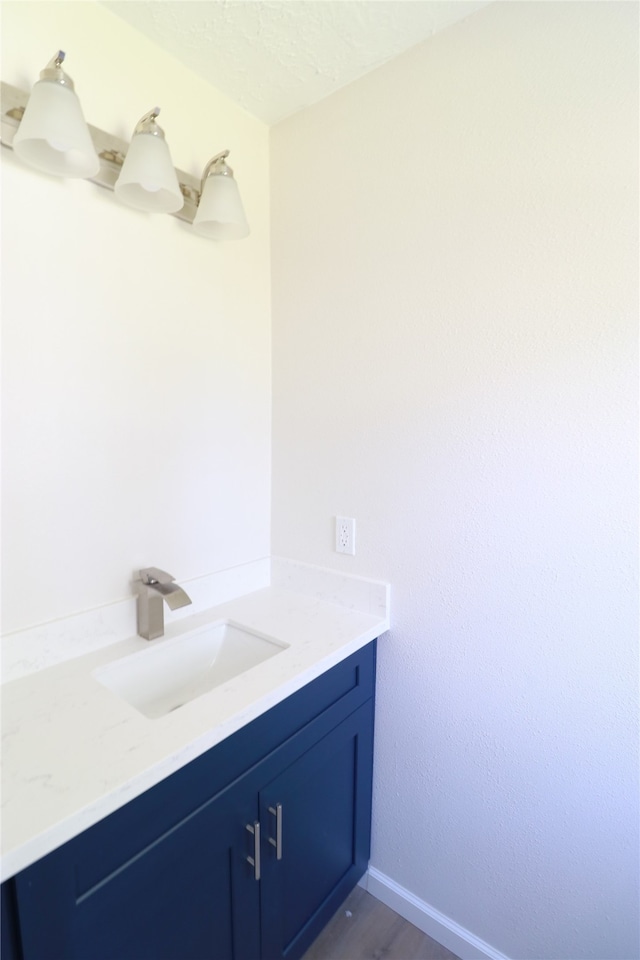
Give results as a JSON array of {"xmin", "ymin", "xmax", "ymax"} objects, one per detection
[
  {"xmin": 1, "ymin": 2, "xmax": 271, "ymax": 633},
  {"xmin": 270, "ymin": 3, "xmax": 639, "ymax": 959}
]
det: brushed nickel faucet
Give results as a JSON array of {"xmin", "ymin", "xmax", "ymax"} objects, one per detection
[{"xmin": 136, "ymin": 567, "xmax": 192, "ymax": 640}]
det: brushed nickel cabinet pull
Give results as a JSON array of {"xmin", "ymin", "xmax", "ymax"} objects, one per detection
[
  {"xmin": 268, "ymin": 803, "xmax": 283, "ymax": 860},
  {"xmin": 246, "ymin": 821, "xmax": 261, "ymax": 880}
]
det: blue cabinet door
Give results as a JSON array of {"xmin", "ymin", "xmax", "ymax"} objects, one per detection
[
  {"xmin": 258, "ymin": 700, "xmax": 375, "ymax": 960},
  {"xmin": 14, "ymin": 777, "xmax": 260, "ymax": 960}
]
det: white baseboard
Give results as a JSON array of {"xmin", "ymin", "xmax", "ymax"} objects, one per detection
[{"xmin": 361, "ymin": 866, "xmax": 510, "ymax": 960}]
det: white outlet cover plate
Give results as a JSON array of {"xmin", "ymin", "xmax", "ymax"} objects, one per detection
[{"xmin": 336, "ymin": 516, "xmax": 356, "ymax": 555}]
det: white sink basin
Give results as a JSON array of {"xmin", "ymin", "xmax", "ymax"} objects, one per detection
[{"xmin": 93, "ymin": 620, "xmax": 289, "ymax": 719}]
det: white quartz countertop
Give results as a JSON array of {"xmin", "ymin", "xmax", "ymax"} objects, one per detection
[{"xmin": 1, "ymin": 583, "xmax": 388, "ymax": 882}]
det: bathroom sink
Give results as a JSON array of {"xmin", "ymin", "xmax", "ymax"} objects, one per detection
[{"xmin": 93, "ymin": 621, "xmax": 289, "ymax": 719}]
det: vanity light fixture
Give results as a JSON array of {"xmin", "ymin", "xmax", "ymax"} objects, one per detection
[
  {"xmin": 1, "ymin": 54, "xmax": 250, "ymax": 241},
  {"xmin": 192, "ymin": 151, "xmax": 249, "ymax": 241},
  {"xmin": 12, "ymin": 51, "xmax": 99, "ymax": 179},
  {"xmin": 114, "ymin": 107, "xmax": 183, "ymax": 214}
]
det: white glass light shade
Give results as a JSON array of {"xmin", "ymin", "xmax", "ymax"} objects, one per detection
[
  {"xmin": 114, "ymin": 133, "xmax": 183, "ymax": 214},
  {"xmin": 192, "ymin": 174, "xmax": 250, "ymax": 240},
  {"xmin": 13, "ymin": 80, "xmax": 99, "ymax": 179}
]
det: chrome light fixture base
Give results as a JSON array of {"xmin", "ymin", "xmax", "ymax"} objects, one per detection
[{"xmin": 39, "ymin": 50, "xmax": 74, "ymax": 89}]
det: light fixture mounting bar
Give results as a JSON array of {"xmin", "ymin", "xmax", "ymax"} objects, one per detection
[{"xmin": 0, "ymin": 81, "xmax": 203, "ymax": 224}]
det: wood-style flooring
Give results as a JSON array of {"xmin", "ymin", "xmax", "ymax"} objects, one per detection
[{"xmin": 301, "ymin": 886, "xmax": 461, "ymax": 960}]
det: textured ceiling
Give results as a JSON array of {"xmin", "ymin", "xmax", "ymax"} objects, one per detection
[{"xmin": 100, "ymin": 1, "xmax": 489, "ymax": 125}]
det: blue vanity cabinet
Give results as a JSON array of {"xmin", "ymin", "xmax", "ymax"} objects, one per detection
[{"xmin": 2, "ymin": 641, "xmax": 376, "ymax": 960}]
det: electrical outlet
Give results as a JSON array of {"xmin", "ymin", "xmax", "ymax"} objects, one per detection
[{"xmin": 336, "ymin": 516, "xmax": 356, "ymax": 555}]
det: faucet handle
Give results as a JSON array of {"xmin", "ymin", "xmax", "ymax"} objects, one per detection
[{"xmin": 139, "ymin": 567, "xmax": 175, "ymax": 585}]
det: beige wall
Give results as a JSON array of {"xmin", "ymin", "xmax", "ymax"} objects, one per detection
[
  {"xmin": 270, "ymin": 3, "xmax": 639, "ymax": 958},
  {"xmin": 1, "ymin": 2, "xmax": 271, "ymax": 632}
]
